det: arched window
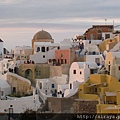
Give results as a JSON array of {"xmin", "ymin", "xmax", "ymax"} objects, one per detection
[
  {"xmin": 70, "ymin": 83, "xmax": 72, "ymax": 89},
  {"xmin": 37, "ymin": 47, "xmax": 40, "ymax": 52},
  {"xmin": 97, "ymin": 30, "xmax": 102, "ymax": 40}
]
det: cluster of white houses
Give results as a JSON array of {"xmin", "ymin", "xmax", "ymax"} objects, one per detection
[{"xmin": 1, "ymin": 25, "xmax": 120, "ymax": 114}]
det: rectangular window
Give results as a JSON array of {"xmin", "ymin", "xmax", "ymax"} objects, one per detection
[
  {"xmin": 13, "ymin": 87, "xmax": 16, "ymax": 94},
  {"xmin": 61, "ymin": 59, "xmax": 63, "ymax": 64},
  {"xmin": 42, "ymin": 47, "xmax": 45, "ymax": 52},
  {"xmin": 47, "ymin": 47, "xmax": 49, "ymax": 51},
  {"xmin": 105, "ymin": 34, "xmax": 110, "ymax": 39},
  {"xmin": 58, "ymin": 59, "xmax": 60, "ymax": 65},
  {"xmin": 40, "ymin": 83, "xmax": 42, "ymax": 89},
  {"xmin": 65, "ymin": 59, "xmax": 67, "ymax": 64},
  {"xmin": 94, "ymin": 87, "xmax": 97, "ymax": 93},
  {"xmin": 119, "ymin": 66, "xmax": 120, "ymax": 70},
  {"xmin": 70, "ymin": 83, "xmax": 72, "ymax": 89},
  {"xmin": 52, "ymin": 84, "xmax": 54, "ymax": 88},
  {"xmin": 73, "ymin": 70, "xmax": 76, "ymax": 74},
  {"xmin": 90, "ymin": 69, "xmax": 94, "ymax": 74},
  {"xmin": 43, "ymin": 55, "xmax": 45, "ymax": 58}
]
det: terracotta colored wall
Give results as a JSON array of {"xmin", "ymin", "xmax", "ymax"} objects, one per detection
[
  {"xmin": 55, "ymin": 50, "xmax": 70, "ymax": 64},
  {"xmin": 84, "ymin": 26, "xmax": 113, "ymax": 40}
]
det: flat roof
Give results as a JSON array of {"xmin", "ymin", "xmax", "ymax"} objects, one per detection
[{"xmin": 105, "ymin": 92, "xmax": 116, "ymax": 96}]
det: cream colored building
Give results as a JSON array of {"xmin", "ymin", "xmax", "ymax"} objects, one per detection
[
  {"xmin": 17, "ymin": 63, "xmax": 50, "ymax": 85},
  {"xmin": 78, "ymin": 74, "xmax": 120, "ymax": 114},
  {"xmin": 105, "ymin": 52, "xmax": 120, "ymax": 81},
  {"xmin": 12, "ymin": 46, "xmax": 32, "ymax": 61}
]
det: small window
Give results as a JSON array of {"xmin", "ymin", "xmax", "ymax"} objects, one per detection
[
  {"xmin": 70, "ymin": 83, "xmax": 72, "ymax": 89},
  {"xmin": 80, "ymin": 89, "xmax": 82, "ymax": 91},
  {"xmin": 105, "ymin": 34, "xmax": 110, "ymax": 39},
  {"xmin": 10, "ymin": 105, "xmax": 13, "ymax": 107},
  {"xmin": 43, "ymin": 55, "xmax": 45, "ymax": 58},
  {"xmin": 65, "ymin": 59, "xmax": 67, "ymax": 64},
  {"xmin": 52, "ymin": 84, "xmax": 54, "ymax": 88},
  {"xmin": 57, "ymin": 46, "xmax": 60, "ymax": 50},
  {"xmin": 80, "ymin": 71, "xmax": 82, "ymax": 74},
  {"xmin": 47, "ymin": 47, "xmax": 49, "ymax": 51},
  {"xmin": 61, "ymin": 59, "xmax": 63, "ymax": 64},
  {"xmin": 94, "ymin": 87, "xmax": 97, "ymax": 93},
  {"xmin": 40, "ymin": 83, "xmax": 42, "ymax": 89},
  {"xmin": 4, "ymin": 109, "xmax": 7, "ymax": 112},
  {"xmin": 58, "ymin": 59, "xmax": 60, "ymax": 64},
  {"xmin": 118, "ymin": 66, "xmax": 120, "ymax": 70},
  {"xmin": 42, "ymin": 47, "xmax": 45, "ymax": 52},
  {"xmin": 73, "ymin": 70, "xmax": 76, "ymax": 74},
  {"xmin": 37, "ymin": 47, "xmax": 40, "ymax": 52},
  {"xmin": 90, "ymin": 69, "xmax": 94, "ymax": 74}
]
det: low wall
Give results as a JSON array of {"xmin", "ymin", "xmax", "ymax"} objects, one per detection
[{"xmin": 71, "ymin": 100, "xmax": 98, "ymax": 113}]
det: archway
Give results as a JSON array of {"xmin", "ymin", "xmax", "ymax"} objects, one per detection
[
  {"xmin": 97, "ymin": 30, "xmax": 102, "ymax": 40},
  {"xmin": 25, "ymin": 69, "xmax": 33, "ymax": 80}
]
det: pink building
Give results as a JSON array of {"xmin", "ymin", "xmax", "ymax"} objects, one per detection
[{"xmin": 55, "ymin": 49, "xmax": 75, "ymax": 65}]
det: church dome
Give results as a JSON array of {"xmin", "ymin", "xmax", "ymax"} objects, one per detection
[{"xmin": 33, "ymin": 30, "xmax": 52, "ymax": 40}]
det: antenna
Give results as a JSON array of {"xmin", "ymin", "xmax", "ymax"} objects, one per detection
[
  {"xmin": 105, "ymin": 19, "xmax": 107, "ymax": 25},
  {"xmin": 113, "ymin": 20, "xmax": 114, "ymax": 32}
]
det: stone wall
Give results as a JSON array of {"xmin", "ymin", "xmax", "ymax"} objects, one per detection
[
  {"xmin": 50, "ymin": 66, "xmax": 62, "ymax": 77},
  {"xmin": 18, "ymin": 63, "xmax": 50, "ymax": 84},
  {"xmin": 7, "ymin": 73, "xmax": 33, "ymax": 95},
  {"xmin": 47, "ymin": 93, "xmax": 78, "ymax": 113},
  {"xmin": 70, "ymin": 100, "xmax": 98, "ymax": 113},
  {"xmin": 62, "ymin": 64, "xmax": 70, "ymax": 75},
  {"xmin": 50, "ymin": 64, "xmax": 70, "ymax": 78}
]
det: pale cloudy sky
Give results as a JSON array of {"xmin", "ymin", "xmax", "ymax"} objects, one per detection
[{"xmin": 0, "ymin": 0, "xmax": 120, "ymax": 50}]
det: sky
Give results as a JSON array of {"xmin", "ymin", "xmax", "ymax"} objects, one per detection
[{"xmin": 0, "ymin": 0, "xmax": 120, "ymax": 51}]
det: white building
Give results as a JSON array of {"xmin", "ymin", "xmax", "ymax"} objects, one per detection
[
  {"xmin": 0, "ymin": 59, "xmax": 14, "ymax": 74},
  {"xmin": 0, "ymin": 79, "xmax": 11, "ymax": 99},
  {"xmin": 58, "ymin": 61, "xmax": 99, "ymax": 97},
  {"xmin": 75, "ymin": 43, "xmax": 104, "ymax": 65},
  {"xmin": 12, "ymin": 46, "xmax": 32, "ymax": 55},
  {"xmin": 36, "ymin": 74, "xmax": 68, "ymax": 103},
  {"xmin": 0, "ymin": 95, "xmax": 41, "ymax": 113},
  {"xmin": 12, "ymin": 46, "xmax": 32, "ymax": 61},
  {"xmin": 30, "ymin": 42, "xmax": 59, "ymax": 63}
]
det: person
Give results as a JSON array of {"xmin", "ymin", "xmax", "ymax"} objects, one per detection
[{"xmin": 89, "ymin": 40, "xmax": 91, "ymax": 44}]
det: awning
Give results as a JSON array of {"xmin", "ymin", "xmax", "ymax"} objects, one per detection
[
  {"xmin": 105, "ymin": 92, "xmax": 116, "ymax": 97},
  {"xmin": 86, "ymin": 83, "xmax": 102, "ymax": 87}
]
